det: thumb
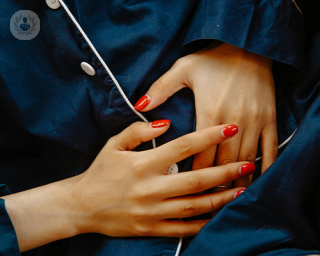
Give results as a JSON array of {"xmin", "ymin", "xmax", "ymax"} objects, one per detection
[{"xmin": 134, "ymin": 63, "xmax": 188, "ymax": 112}]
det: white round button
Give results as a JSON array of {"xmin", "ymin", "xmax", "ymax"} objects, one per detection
[
  {"xmin": 46, "ymin": 0, "xmax": 61, "ymax": 9},
  {"xmin": 167, "ymin": 163, "xmax": 179, "ymax": 175},
  {"xmin": 81, "ymin": 62, "xmax": 96, "ymax": 76}
]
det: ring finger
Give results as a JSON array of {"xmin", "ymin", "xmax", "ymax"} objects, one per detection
[{"xmin": 159, "ymin": 188, "xmax": 244, "ymax": 219}]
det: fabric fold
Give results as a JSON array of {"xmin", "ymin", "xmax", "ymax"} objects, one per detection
[{"xmin": 183, "ymin": 0, "xmax": 305, "ymax": 79}]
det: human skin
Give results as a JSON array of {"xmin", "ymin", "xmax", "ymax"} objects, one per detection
[
  {"xmin": 135, "ymin": 42, "xmax": 278, "ymax": 187},
  {"xmin": 2, "ymin": 122, "xmax": 255, "ymax": 252}
]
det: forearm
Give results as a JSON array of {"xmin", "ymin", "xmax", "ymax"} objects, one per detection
[
  {"xmin": 2, "ymin": 175, "xmax": 82, "ymax": 252},
  {"xmin": 0, "ymin": 122, "xmax": 253, "ymax": 253}
]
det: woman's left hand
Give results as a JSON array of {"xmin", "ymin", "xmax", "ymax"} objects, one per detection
[{"xmin": 134, "ymin": 42, "xmax": 278, "ymax": 187}]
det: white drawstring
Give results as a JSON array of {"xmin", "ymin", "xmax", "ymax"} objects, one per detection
[
  {"xmin": 175, "ymin": 238, "xmax": 183, "ymax": 256},
  {"xmin": 58, "ymin": 0, "xmax": 156, "ymax": 148},
  {"xmin": 291, "ymin": 0, "xmax": 303, "ymax": 15},
  {"xmin": 58, "ymin": 0, "xmax": 182, "ymax": 254}
]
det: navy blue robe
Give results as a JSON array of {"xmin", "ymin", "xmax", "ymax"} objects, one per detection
[
  {"xmin": 0, "ymin": 0, "xmax": 316, "ymax": 255},
  {"xmin": 183, "ymin": 18, "xmax": 320, "ymax": 255}
]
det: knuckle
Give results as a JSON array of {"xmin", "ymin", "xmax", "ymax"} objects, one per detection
[
  {"xmin": 174, "ymin": 56, "xmax": 192, "ymax": 70},
  {"xmin": 266, "ymin": 107, "xmax": 277, "ymax": 121},
  {"xmin": 174, "ymin": 137, "xmax": 192, "ymax": 155},
  {"xmin": 239, "ymin": 150, "xmax": 256, "ymax": 163},
  {"xmin": 128, "ymin": 122, "xmax": 144, "ymax": 137},
  {"xmin": 202, "ymin": 109, "xmax": 219, "ymax": 122},
  {"xmin": 152, "ymin": 77, "xmax": 167, "ymax": 95},
  {"xmin": 268, "ymin": 144, "xmax": 278, "ymax": 157},
  {"xmin": 106, "ymin": 136, "xmax": 116, "ymax": 147},
  {"xmin": 130, "ymin": 206, "xmax": 149, "ymax": 220},
  {"xmin": 207, "ymin": 126, "xmax": 221, "ymax": 142},
  {"xmin": 130, "ymin": 185, "xmax": 150, "ymax": 201},
  {"xmin": 252, "ymin": 112, "xmax": 260, "ymax": 121},
  {"xmin": 186, "ymin": 175, "xmax": 203, "ymax": 193},
  {"xmin": 250, "ymin": 106, "xmax": 261, "ymax": 121},
  {"xmin": 131, "ymin": 159, "xmax": 145, "ymax": 174},
  {"xmin": 194, "ymin": 154, "xmax": 212, "ymax": 169},
  {"xmin": 232, "ymin": 111, "xmax": 245, "ymax": 123},
  {"xmin": 183, "ymin": 202, "xmax": 198, "ymax": 217},
  {"xmin": 133, "ymin": 223, "xmax": 151, "ymax": 236},
  {"xmin": 219, "ymin": 158, "xmax": 235, "ymax": 166},
  {"xmin": 225, "ymin": 166, "xmax": 238, "ymax": 181}
]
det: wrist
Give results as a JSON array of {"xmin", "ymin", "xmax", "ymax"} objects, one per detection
[
  {"xmin": 68, "ymin": 171, "xmax": 104, "ymax": 235},
  {"xmin": 58, "ymin": 174, "xmax": 87, "ymax": 237},
  {"xmin": 206, "ymin": 42, "xmax": 273, "ymax": 71},
  {"xmin": 3, "ymin": 175, "xmax": 85, "ymax": 251}
]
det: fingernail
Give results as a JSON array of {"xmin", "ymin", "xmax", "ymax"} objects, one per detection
[
  {"xmin": 134, "ymin": 95, "xmax": 150, "ymax": 111},
  {"xmin": 222, "ymin": 124, "xmax": 238, "ymax": 138},
  {"xmin": 239, "ymin": 163, "xmax": 256, "ymax": 176},
  {"xmin": 151, "ymin": 119, "xmax": 171, "ymax": 128},
  {"xmin": 234, "ymin": 189, "xmax": 245, "ymax": 198}
]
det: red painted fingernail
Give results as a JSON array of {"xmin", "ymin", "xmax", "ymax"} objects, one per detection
[
  {"xmin": 239, "ymin": 163, "xmax": 256, "ymax": 176},
  {"xmin": 151, "ymin": 119, "xmax": 171, "ymax": 128},
  {"xmin": 222, "ymin": 124, "xmax": 238, "ymax": 138},
  {"xmin": 134, "ymin": 95, "xmax": 150, "ymax": 111},
  {"xmin": 234, "ymin": 189, "xmax": 245, "ymax": 198}
]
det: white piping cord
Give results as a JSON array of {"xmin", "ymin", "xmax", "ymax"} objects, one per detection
[
  {"xmin": 291, "ymin": 0, "xmax": 303, "ymax": 15},
  {"xmin": 175, "ymin": 238, "xmax": 183, "ymax": 256},
  {"xmin": 58, "ymin": 0, "xmax": 182, "ymax": 254},
  {"xmin": 58, "ymin": 0, "xmax": 156, "ymax": 148}
]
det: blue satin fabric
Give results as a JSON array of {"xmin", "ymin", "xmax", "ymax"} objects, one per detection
[
  {"xmin": 183, "ymin": 22, "xmax": 320, "ymax": 256},
  {"xmin": 0, "ymin": 0, "xmax": 314, "ymax": 255},
  {"xmin": 183, "ymin": 82, "xmax": 320, "ymax": 256}
]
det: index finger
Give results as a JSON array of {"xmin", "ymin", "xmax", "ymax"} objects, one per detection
[{"xmin": 145, "ymin": 124, "xmax": 238, "ymax": 170}]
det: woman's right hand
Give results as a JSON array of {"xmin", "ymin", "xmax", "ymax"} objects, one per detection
[
  {"xmin": 3, "ymin": 121, "xmax": 255, "ymax": 252},
  {"xmin": 75, "ymin": 121, "xmax": 255, "ymax": 238}
]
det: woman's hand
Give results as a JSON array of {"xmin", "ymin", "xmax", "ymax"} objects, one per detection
[
  {"xmin": 3, "ymin": 121, "xmax": 254, "ymax": 252},
  {"xmin": 75, "ymin": 122, "xmax": 252, "ymax": 238},
  {"xmin": 135, "ymin": 42, "xmax": 278, "ymax": 187}
]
